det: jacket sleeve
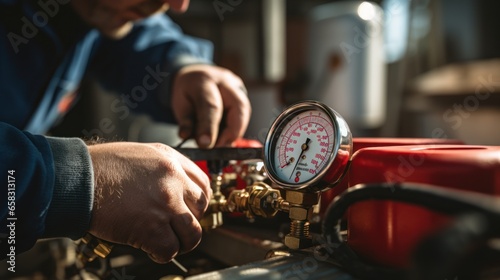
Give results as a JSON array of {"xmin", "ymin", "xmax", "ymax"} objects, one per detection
[
  {"xmin": 1, "ymin": 122, "xmax": 94, "ymax": 257},
  {"xmin": 89, "ymin": 13, "xmax": 214, "ymax": 124}
]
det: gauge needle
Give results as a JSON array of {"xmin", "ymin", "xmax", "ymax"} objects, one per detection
[
  {"xmin": 280, "ymin": 161, "xmax": 291, "ymax": 168},
  {"xmin": 289, "ymin": 138, "xmax": 311, "ymax": 179}
]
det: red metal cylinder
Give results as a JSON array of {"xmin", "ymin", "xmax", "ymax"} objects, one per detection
[
  {"xmin": 319, "ymin": 138, "xmax": 463, "ymax": 216},
  {"xmin": 347, "ymin": 145, "xmax": 500, "ymax": 268}
]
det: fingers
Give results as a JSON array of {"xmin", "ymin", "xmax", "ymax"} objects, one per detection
[
  {"xmin": 193, "ymin": 81, "xmax": 223, "ymax": 148},
  {"xmin": 165, "ymin": 149, "xmax": 208, "ymax": 253},
  {"xmin": 173, "ymin": 74, "xmax": 223, "ymax": 149},
  {"xmin": 215, "ymin": 81, "xmax": 251, "ymax": 147},
  {"xmin": 140, "ymin": 154, "xmax": 207, "ymax": 262},
  {"xmin": 144, "ymin": 180, "xmax": 204, "ymax": 262},
  {"xmin": 87, "ymin": 142, "xmax": 210, "ymax": 264},
  {"xmin": 171, "ymin": 65, "xmax": 251, "ymax": 148},
  {"xmin": 154, "ymin": 144, "xmax": 211, "ymax": 216},
  {"xmin": 145, "ymin": 210, "xmax": 202, "ymax": 263},
  {"xmin": 171, "ymin": 210, "xmax": 203, "ymax": 253},
  {"xmin": 182, "ymin": 185, "xmax": 208, "ymax": 219},
  {"xmin": 142, "ymin": 224, "xmax": 180, "ymax": 263},
  {"xmin": 170, "ymin": 147, "xmax": 212, "ymax": 201},
  {"xmin": 177, "ymin": 166, "xmax": 210, "ymax": 221},
  {"xmin": 172, "ymin": 90, "xmax": 194, "ymax": 141}
]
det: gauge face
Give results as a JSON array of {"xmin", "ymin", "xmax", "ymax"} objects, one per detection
[
  {"xmin": 272, "ymin": 110, "xmax": 335, "ymax": 185},
  {"xmin": 264, "ymin": 101, "xmax": 352, "ymax": 191}
]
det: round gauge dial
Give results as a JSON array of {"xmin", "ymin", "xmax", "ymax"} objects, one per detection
[{"xmin": 264, "ymin": 101, "xmax": 352, "ymax": 192}]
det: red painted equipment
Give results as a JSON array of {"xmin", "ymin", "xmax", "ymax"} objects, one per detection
[
  {"xmin": 319, "ymin": 138, "xmax": 463, "ymax": 216},
  {"xmin": 347, "ymin": 145, "xmax": 500, "ymax": 268}
]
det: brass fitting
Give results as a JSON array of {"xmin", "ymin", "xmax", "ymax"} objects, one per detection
[
  {"xmin": 76, "ymin": 233, "xmax": 113, "ymax": 266},
  {"xmin": 284, "ymin": 234, "xmax": 312, "ymax": 250},
  {"xmin": 283, "ymin": 191, "xmax": 319, "ymax": 250},
  {"xmin": 199, "ymin": 165, "xmax": 320, "ymax": 251},
  {"xmin": 289, "ymin": 207, "xmax": 314, "ymax": 221},
  {"xmin": 220, "ymin": 189, "xmax": 249, "ymax": 213},
  {"xmin": 245, "ymin": 182, "xmax": 284, "ymax": 218},
  {"xmin": 215, "ymin": 182, "xmax": 286, "ymax": 219},
  {"xmin": 201, "ymin": 160, "xmax": 268, "ymax": 230},
  {"xmin": 285, "ymin": 190, "xmax": 320, "ymax": 205},
  {"xmin": 200, "ymin": 173, "xmax": 226, "ymax": 230},
  {"xmin": 201, "ymin": 170, "xmax": 283, "ymax": 230}
]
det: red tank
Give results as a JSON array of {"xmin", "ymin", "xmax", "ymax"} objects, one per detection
[
  {"xmin": 319, "ymin": 138, "xmax": 463, "ymax": 216},
  {"xmin": 347, "ymin": 145, "xmax": 500, "ymax": 268}
]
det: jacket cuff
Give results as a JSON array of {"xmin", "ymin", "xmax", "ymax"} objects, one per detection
[{"xmin": 43, "ymin": 137, "xmax": 94, "ymax": 240}]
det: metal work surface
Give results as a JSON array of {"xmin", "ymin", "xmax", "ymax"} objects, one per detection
[
  {"xmin": 198, "ymin": 224, "xmax": 285, "ymax": 266},
  {"xmin": 186, "ymin": 253, "xmax": 356, "ymax": 280}
]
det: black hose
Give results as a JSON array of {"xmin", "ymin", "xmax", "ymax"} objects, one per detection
[
  {"xmin": 321, "ymin": 183, "xmax": 500, "ymax": 280},
  {"xmin": 411, "ymin": 212, "xmax": 491, "ymax": 280}
]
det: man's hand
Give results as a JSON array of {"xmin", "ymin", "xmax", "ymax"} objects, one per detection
[
  {"xmin": 171, "ymin": 64, "xmax": 251, "ymax": 148},
  {"xmin": 87, "ymin": 142, "xmax": 211, "ymax": 263}
]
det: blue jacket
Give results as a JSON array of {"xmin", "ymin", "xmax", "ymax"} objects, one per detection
[{"xmin": 0, "ymin": 0, "xmax": 213, "ymax": 256}]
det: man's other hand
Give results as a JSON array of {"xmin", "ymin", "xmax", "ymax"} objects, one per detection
[{"xmin": 171, "ymin": 64, "xmax": 251, "ymax": 148}]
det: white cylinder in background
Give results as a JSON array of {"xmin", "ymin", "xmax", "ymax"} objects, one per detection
[{"xmin": 306, "ymin": 1, "xmax": 386, "ymax": 134}]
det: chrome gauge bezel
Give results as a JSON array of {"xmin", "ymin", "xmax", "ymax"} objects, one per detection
[{"xmin": 263, "ymin": 101, "xmax": 353, "ymax": 192}]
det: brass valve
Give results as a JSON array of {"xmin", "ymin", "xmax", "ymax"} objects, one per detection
[
  {"xmin": 216, "ymin": 182, "xmax": 289, "ymax": 219},
  {"xmin": 76, "ymin": 233, "xmax": 113, "ymax": 267},
  {"xmin": 200, "ymin": 172, "xmax": 226, "ymax": 230},
  {"xmin": 206, "ymin": 182, "xmax": 319, "ymax": 250},
  {"xmin": 200, "ymin": 159, "xmax": 280, "ymax": 230}
]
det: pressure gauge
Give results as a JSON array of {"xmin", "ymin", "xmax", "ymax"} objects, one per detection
[{"xmin": 263, "ymin": 101, "xmax": 352, "ymax": 192}]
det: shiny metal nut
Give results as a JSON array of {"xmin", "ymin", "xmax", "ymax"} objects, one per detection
[
  {"xmin": 284, "ymin": 235, "xmax": 313, "ymax": 250},
  {"xmin": 289, "ymin": 207, "xmax": 313, "ymax": 221},
  {"xmin": 285, "ymin": 191, "xmax": 319, "ymax": 206}
]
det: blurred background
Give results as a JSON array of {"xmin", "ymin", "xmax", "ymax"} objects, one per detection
[
  {"xmin": 11, "ymin": 1, "xmax": 500, "ymax": 279},
  {"xmin": 51, "ymin": 0, "xmax": 500, "ymax": 146}
]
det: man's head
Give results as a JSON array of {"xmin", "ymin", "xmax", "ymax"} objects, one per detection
[{"xmin": 71, "ymin": 0, "xmax": 190, "ymax": 39}]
